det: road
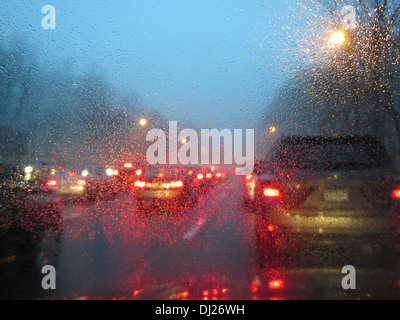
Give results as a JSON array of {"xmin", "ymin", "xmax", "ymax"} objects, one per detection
[{"xmin": 1, "ymin": 177, "xmax": 400, "ymax": 300}]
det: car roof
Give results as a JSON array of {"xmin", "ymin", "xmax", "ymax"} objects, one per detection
[{"xmin": 278, "ymin": 135, "xmax": 380, "ymax": 145}]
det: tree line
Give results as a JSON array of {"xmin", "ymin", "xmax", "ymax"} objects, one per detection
[
  {"xmin": 260, "ymin": 0, "xmax": 400, "ymax": 168},
  {"xmin": 0, "ymin": 37, "xmax": 168, "ymax": 168}
]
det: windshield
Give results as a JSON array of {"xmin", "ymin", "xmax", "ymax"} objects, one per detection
[{"xmin": 1, "ymin": 0, "xmax": 400, "ymax": 304}]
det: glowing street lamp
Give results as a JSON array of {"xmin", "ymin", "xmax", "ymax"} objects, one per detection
[
  {"xmin": 328, "ymin": 30, "xmax": 346, "ymax": 48},
  {"xmin": 139, "ymin": 118, "xmax": 148, "ymax": 126}
]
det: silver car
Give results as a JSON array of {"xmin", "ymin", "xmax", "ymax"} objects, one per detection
[{"xmin": 254, "ymin": 135, "xmax": 400, "ymax": 267}]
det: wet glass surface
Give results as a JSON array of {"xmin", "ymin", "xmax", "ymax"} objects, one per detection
[{"xmin": 1, "ymin": 1, "xmax": 400, "ymax": 300}]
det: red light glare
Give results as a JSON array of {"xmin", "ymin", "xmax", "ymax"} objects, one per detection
[
  {"xmin": 46, "ymin": 179, "xmax": 57, "ymax": 186},
  {"xmin": 171, "ymin": 180, "xmax": 184, "ymax": 188},
  {"xmin": 250, "ymin": 281, "xmax": 259, "ymax": 293},
  {"xmin": 267, "ymin": 224, "xmax": 278, "ymax": 232},
  {"xmin": 197, "ymin": 174, "xmax": 204, "ymax": 180},
  {"xmin": 216, "ymin": 172, "xmax": 222, "ymax": 178},
  {"xmin": 264, "ymin": 188, "xmax": 280, "ymax": 197},
  {"xmin": 124, "ymin": 162, "xmax": 133, "ymax": 168},
  {"xmin": 136, "ymin": 169, "xmax": 143, "ymax": 176},
  {"xmin": 392, "ymin": 189, "xmax": 400, "ymax": 199},
  {"xmin": 203, "ymin": 290, "xmax": 209, "ymax": 296},
  {"xmin": 268, "ymin": 279, "xmax": 284, "ymax": 290},
  {"xmin": 76, "ymin": 179, "xmax": 87, "ymax": 186},
  {"xmin": 133, "ymin": 290, "xmax": 140, "ymax": 296},
  {"xmin": 245, "ymin": 175, "xmax": 253, "ymax": 180},
  {"xmin": 134, "ymin": 181, "xmax": 146, "ymax": 188},
  {"xmin": 68, "ymin": 171, "xmax": 77, "ymax": 176},
  {"xmin": 206, "ymin": 173, "xmax": 212, "ymax": 179}
]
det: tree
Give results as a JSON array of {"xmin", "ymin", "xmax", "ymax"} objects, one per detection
[
  {"xmin": 321, "ymin": 0, "xmax": 400, "ymax": 155},
  {"xmin": 261, "ymin": 1, "xmax": 400, "ymax": 168}
]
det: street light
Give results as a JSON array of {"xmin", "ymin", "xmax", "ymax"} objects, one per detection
[
  {"xmin": 139, "ymin": 118, "xmax": 148, "ymax": 126},
  {"xmin": 328, "ymin": 30, "xmax": 346, "ymax": 48}
]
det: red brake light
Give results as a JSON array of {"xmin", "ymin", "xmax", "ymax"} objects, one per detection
[
  {"xmin": 246, "ymin": 174, "xmax": 253, "ymax": 180},
  {"xmin": 216, "ymin": 172, "xmax": 222, "ymax": 178},
  {"xmin": 171, "ymin": 180, "xmax": 184, "ymax": 188},
  {"xmin": 124, "ymin": 162, "xmax": 133, "ymax": 168},
  {"xmin": 263, "ymin": 188, "xmax": 280, "ymax": 197},
  {"xmin": 267, "ymin": 224, "xmax": 278, "ymax": 232},
  {"xmin": 197, "ymin": 174, "xmax": 204, "ymax": 180},
  {"xmin": 113, "ymin": 170, "xmax": 119, "ymax": 176},
  {"xmin": 136, "ymin": 169, "xmax": 143, "ymax": 176},
  {"xmin": 68, "ymin": 171, "xmax": 77, "ymax": 176},
  {"xmin": 75, "ymin": 179, "xmax": 87, "ymax": 186},
  {"xmin": 268, "ymin": 279, "xmax": 284, "ymax": 290},
  {"xmin": 206, "ymin": 173, "xmax": 212, "ymax": 179},
  {"xmin": 46, "ymin": 179, "xmax": 57, "ymax": 186},
  {"xmin": 393, "ymin": 189, "xmax": 400, "ymax": 199}
]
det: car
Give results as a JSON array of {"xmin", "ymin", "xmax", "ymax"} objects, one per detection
[
  {"xmin": 194, "ymin": 166, "xmax": 222, "ymax": 193},
  {"xmin": 253, "ymin": 135, "xmax": 400, "ymax": 267},
  {"xmin": 132, "ymin": 165, "xmax": 200, "ymax": 212},
  {"xmin": 31, "ymin": 167, "xmax": 118, "ymax": 202},
  {"xmin": 0, "ymin": 163, "xmax": 63, "ymax": 272},
  {"xmin": 116, "ymin": 161, "xmax": 148, "ymax": 192}
]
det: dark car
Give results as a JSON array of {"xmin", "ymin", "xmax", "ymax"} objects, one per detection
[
  {"xmin": 133, "ymin": 165, "xmax": 200, "ymax": 212},
  {"xmin": 253, "ymin": 135, "xmax": 400, "ymax": 267},
  {"xmin": 0, "ymin": 163, "xmax": 62, "ymax": 276}
]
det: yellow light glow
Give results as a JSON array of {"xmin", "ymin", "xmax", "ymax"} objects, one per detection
[
  {"xmin": 134, "ymin": 181, "xmax": 146, "ymax": 188},
  {"xmin": 329, "ymin": 31, "xmax": 346, "ymax": 47},
  {"xmin": 139, "ymin": 118, "xmax": 148, "ymax": 126},
  {"xmin": 24, "ymin": 166, "xmax": 33, "ymax": 174}
]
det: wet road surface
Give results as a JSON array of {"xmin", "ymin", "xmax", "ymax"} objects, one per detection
[{"xmin": 1, "ymin": 177, "xmax": 400, "ymax": 300}]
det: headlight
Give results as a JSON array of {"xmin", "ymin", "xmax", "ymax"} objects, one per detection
[{"xmin": 24, "ymin": 166, "xmax": 33, "ymax": 174}]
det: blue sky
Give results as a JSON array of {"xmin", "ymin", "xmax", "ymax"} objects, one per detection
[{"xmin": 0, "ymin": 0, "xmax": 323, "ymax": 129}]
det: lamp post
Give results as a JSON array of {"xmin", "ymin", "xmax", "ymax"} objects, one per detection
[{"xmin": 327, "ymin": 29, "xmax": 357, "ymax": 134}]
